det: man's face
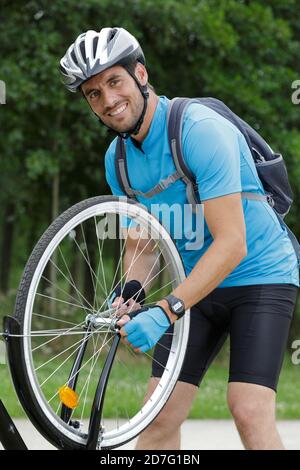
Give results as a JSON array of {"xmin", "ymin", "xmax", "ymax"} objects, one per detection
[{"xmin": 81, "ymin": 64, "xmax": 147, "ymax": 133}]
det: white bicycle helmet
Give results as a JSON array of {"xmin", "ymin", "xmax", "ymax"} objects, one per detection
[{"xmin": 60, "ymin": 27, "xmax": 145, "ymax": 92}]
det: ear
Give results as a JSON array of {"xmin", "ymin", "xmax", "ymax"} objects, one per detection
[{"xmin": 135, "ymin": 63, "xmax": 148, "ymax": 87}]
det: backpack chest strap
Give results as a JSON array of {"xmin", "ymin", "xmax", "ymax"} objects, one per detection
[
  {"xmin": 116, "ymin": 136, "xmax": 183, "ymax": 199},
  {"xmin": 119, "ymin": 162, "xmax": 181, "ymax": 198}
]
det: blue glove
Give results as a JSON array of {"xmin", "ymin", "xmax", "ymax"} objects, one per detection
[{"xmin": 123, "ymin": 305, "xmax": 171, "ymax": 353}]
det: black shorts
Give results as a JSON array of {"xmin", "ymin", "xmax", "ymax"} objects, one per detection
[{"xmin": 152, "ymin": 283, "xmax": 298, "ymax": 391}]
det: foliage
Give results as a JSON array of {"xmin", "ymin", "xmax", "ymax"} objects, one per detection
[{"xmin": 0, "ymin": 0, "xmax": 299, "ymax": 297}]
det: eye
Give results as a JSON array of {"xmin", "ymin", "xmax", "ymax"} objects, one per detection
[
  {"xmin": 110, "ymin": 79, "xmax": 120, "ymax": 87},
  {"xmin": 89, "ymin": 90, "xmax": 99, "ymax": 100}
]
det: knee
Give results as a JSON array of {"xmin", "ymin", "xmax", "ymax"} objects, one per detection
[
  {"xmin": 228, "ymin": 396, "xmax": 274, "ymax": 432},
  {"xmin": 228, "ymin": 399, "xmax": 259, "ymax": 429},
  {"xmin": 145, "ymin": 407, "xmax": 181, "ymax": 438}
]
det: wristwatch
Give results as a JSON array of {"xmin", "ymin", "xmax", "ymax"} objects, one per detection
[{"xmin": 163, "ymin": 294, "xmax": 185, "ymax": 319}]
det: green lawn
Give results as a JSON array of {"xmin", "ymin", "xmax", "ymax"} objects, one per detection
[
  {"xmin": 1, "ymin": 347, "xmax": 299, "ymax": 419},
  {"xmin": 189, "ymin": 359, "xmax": 300, "ymax": 419}
]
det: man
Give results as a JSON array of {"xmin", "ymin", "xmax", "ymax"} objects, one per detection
[{"xmin": 60, "ymin": 27, "xmax": 299, "ymax": 450}]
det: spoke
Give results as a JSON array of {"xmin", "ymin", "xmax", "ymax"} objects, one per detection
[
  {"xmin": 93, "ymin": 340, "xmax": 147, "ymax": 420},
  {"xmin": 93, "ymin": 215, "xmax": 108, "ymax": 313},
  {"xmin": 41, "ymin": 274, "xmax": 88, "ymax": 316},
  {"xmin": 36, "ymin": 330, "xmax": 94, "ymax": 375},
  {"xmin": 71, "ymin": 231, "xmax": 107, "ymax": 302},
  {"xmin": 139, "ymin": 262, "xmax": 172, "ymax": 304},
  {"xmin": 64, "ymin": 333, "xmax": 105, "ymax": 426},
  {"xmin": 49, "ymin": 256, "xmax": 95, "ymax": 312},
  {"xmin": 119, "ymin": 226, "xmax": 148, "ymax": 291},
  {"xmin": 36, "ymin": 292, "xmax": 96, "ymax": 314},
  {"xmin": 142, "ymin": 279, "xmax": 175, "ymax": 304},
  {"xmin": 93, "ymin": 224, "xmax": 150, "ymax": 316},
  {"xmin": 117, "ymin": 346, "xmax": 149, "ymax": 399},
  {"xmin": 40, "ymin": 298, "xmax": 116, "ymax": 404},
  {"xmin": 34, "ymin": 320, "xmax": 112, "ymax": 373},
  {"xmin": 71, "ymin": 290, "xmax": 122, "ymax": 419},
  {"xmin": 143, "ymin": 349, "xmax": 172, "ymax": 370},
  {"xmin": 47, "ymin": 335, "xmax": 114, "ymax": 404},
  {"xmin": 80, "ymin": 223, "xmax": 100, "ymax": 312},
  {"xmin": 116, "ymin": 235, "xmax": 168, "ymax": 314},
  {"xmin": 119, "ymin": 217, "xmax": 123, "ymax": 312},
  {"xmin": 100, "ymin": 226, "xmax": 153, "ymax": 313},
  {"xmin": 73, "ymin": 304, "xmax": 116, "ymax": 422},
  {"xmin": 30, "ymin": 328, "xmax": 88, "ymax": 337},
  {"xmin": 32, "ymin": 312, "xmax": 80, "ymax": 326},
  {"xmin": 77, "ymin": 342, "xmax": 104, "ymax": 423},
  {"xmin": 105, "ymin": 218, "xmax": 135, "ymax": 308},
  {"xmin": 57, "ymin": 245, "xmax": 93, "ymax": 311},
  {"xmin": 31, "ymin": 322, "xmax": 109, "ymax": 353}
]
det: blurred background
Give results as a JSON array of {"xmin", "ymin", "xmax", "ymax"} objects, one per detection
[{"xmin": 0, "ymin": 0, "xmax": 299, "ymax": 419}]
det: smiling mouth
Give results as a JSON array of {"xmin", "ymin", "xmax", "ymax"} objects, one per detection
[{"xmin": 108, "ymin": 103, "xmax": 128, "ymax": 117}]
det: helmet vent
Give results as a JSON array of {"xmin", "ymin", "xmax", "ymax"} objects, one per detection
[
  {"xmin": 108, "ymin": 28, "xmax": 118, "ymax": 42},
  {"xmin": 79, "ymin": 40, "xmax": 86, "ymax": 62},
  {"xmin": 92, "ymin": 36, "xmax": 99, "ymax": 57},
  {"xmin": 70, "ymin": 48, "xmax": 77, "ymax": 64}
]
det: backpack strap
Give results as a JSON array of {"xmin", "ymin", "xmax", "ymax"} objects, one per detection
[
  {"xmin": 115, "ymin": 137, "xmax": 136, "ymax": 199},
  {"xmin": 167, "ymin": 97, "xmax": 269, "ymax": 209},
  {"xmin": 167, "ymin": 98, "xmax": 202, "ymax": 213},
  {"xmin": 115, "ymin": 136, "xmax": 181, "ymax": 199},
  {"xmin": 274, "ymin": 212, "xmax": 300, "ymax": 266}
]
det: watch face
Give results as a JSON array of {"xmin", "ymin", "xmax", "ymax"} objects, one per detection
[
  {"xmin": 173, "ymin": 300, "xmax": 184, "ymax": 314},
  {"xmin": 165, "ymin": 295, "xmax": 185, "ymax": 318}
]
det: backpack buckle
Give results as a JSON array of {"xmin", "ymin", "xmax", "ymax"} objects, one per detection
[{"xmin": 266, "ymin": 194, "xmax": 275, "ymax": 207}]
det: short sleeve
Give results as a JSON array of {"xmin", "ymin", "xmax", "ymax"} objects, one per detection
[{"xmin": 183, "ymin": 117, "xmax": 242, "ymax": 201}]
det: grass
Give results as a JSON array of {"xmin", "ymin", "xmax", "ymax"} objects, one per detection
[
  {"xmin": 189, "ymin": 359, "xmax": 300, "ymax": 419},
  {"xmin": 1, "ymin": 346, "xmax": 300, "ymax": 419}
]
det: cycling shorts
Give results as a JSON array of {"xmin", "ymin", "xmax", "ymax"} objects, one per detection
[{"xmin": 152, "ymin": 283, "xmax": 298, "ymax": 391}]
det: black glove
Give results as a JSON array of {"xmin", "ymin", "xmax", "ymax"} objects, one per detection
[{"xmin": 110, "ymin": 280, "xmax": 146, "ymax": 306}]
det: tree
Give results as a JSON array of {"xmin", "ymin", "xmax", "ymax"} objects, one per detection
[{"xmin": 0, "ymin": 0, "xmax": 299, "ymax": 302}]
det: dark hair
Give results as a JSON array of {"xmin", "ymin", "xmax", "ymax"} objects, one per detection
[{"xmin": 125, "ymin": 61, "xmax": 155, "ymax": 93}]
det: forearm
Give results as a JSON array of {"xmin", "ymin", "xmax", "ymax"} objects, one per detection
[
  {"xmin": 123, "ymin": 246, "xmax": 160, "ymax": 293},
  {"xmin": 158, "ymin": 236, "xmax": 246, "ymax": 321}
]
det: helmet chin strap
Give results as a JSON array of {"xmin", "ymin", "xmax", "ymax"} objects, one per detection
[{"xmin": 91, "ymin": 68, "xmax": 149, "ymax": 140}]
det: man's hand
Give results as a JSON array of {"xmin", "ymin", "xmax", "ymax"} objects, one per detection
[
  {"xmin": 117, "ymin": 305, "xmax": 171, "ymax": 353},
  {"xmin": 108, "ymin": 280, "xmax": 145, "ymax": 316}
]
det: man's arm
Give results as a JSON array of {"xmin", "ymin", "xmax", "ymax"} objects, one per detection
[
  {"xmin": 157, "ymin": 193, "xmax": 247, "ymax": 322},
  {"xmin": 119, "ymin": 227, "xmax": 160, "ymax": 293}
]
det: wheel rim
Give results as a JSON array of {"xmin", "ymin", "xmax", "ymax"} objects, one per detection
[{"xmin": 20, "ymin": 199, "xmax": 189, "ymax": 448}]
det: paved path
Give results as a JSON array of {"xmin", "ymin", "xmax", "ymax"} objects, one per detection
[{"xmin": 1, "ymin": 419, "xmax": 299, "ymax": 450}]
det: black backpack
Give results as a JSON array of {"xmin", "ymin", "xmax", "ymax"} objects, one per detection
[{"xmin": 115, "ymin": 97, "xmax": 300, "ymax": 265}]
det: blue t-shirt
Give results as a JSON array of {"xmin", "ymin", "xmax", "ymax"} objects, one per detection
[{"xmin": 105, "ymin": 96, "xmax": 299, "ymax": 287}]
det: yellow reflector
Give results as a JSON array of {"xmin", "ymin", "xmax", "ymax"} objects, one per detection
[{"xmin": 58, "ymin": 386, "xmax": 79, "ymax": 409}]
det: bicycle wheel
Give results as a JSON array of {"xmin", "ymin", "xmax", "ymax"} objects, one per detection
[{"xmin": 10, "ymin": 196, "xmax": 189, "ymax": 449}]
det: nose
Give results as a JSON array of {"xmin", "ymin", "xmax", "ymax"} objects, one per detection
[{"xmin": 101, "ymin": 88, "xmax": 119, "ymax": 114}]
